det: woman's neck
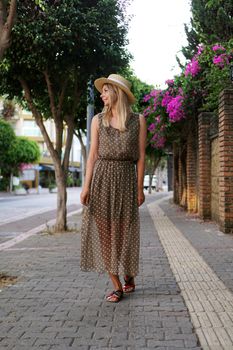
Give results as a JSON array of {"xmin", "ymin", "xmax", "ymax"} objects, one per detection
[{"xmin": 111, "ymin": 107, "xmax": 117, "ymax": 119}]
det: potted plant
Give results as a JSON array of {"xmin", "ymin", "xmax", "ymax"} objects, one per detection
[
  {"xmin": 14, "ymin": 184, "xmax": 27, "ymax": 195},
  {"xmin": 48, "ymin": 182, "xmax": 57, "ymax": 193}
]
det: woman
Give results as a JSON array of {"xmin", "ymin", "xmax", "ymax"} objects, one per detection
[{"xmin": 80, "ymin": 73, "xmax": 147, "ymax": 302}]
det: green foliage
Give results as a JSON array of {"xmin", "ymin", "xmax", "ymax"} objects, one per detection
[
  {"xmin": 191, "ymin": 0, "xmax": 233, "ymax": 43},
  {"xmin": 0, "ymin": 120, "xmax": 40, "ymax": 175},
  {"xmin": 0, "ymin": 0, "xmax": 130, "ymax": 117},
  {"xmin": 0, "ymin": 119, "xmax": 16, "ymax": 168},
  {"xmin": 8, "ymin": 137, "xmax": 40, "ymax": 169}
]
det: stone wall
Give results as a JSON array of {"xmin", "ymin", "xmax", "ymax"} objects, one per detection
[{"xmin": 173, "ymin": 89, "xmax": 233, "ymax": 233}]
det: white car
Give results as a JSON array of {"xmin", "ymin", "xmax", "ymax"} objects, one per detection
[{"xmin": 143, "ymin": 175, "xmax": 157, "ymax": 190}]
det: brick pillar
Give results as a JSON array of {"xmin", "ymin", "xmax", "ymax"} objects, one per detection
[
  {"xmin": 187, "ymin": 131, "xmax": 197, "ymax": 212},
  {"xmin": 178, "ymin": 148, "xmax": 183, "ymax": 204},
  {"xmin": 219, "ymin": 89, "xmax": 233, "ymax": 233},
  {"xmin": 198, "ymin": 112, "xmax": 211, "ymax": 219},
  {"xmin": 173, "ymin": 143, "xmax": 179, "ymax": 204}
]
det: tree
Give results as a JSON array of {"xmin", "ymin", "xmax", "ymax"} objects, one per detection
[
  {"xmin": 0, "ymin": 119, "xmax": 15, "ymax": 168},
  {"xmin": 180, "ymin": 0, "xmax": 233, "ymax": 61},
  {"xmin": 0, "ymin": 0, "xmax": 130, "ymax": 231},
  {"xmin": 7, "ymin": 136, "xmax": 40, "ymax": 175},
  {"xmin": 0, "ymin": 120, "xmax": 40, "ymax": 190},
  {"xmin": 192, "ymin": 0, "xmax": 233, "ymax": 43}
]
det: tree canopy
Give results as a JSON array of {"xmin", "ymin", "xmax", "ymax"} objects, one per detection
[{"xmin": 0, "ymin": 0, "xmax": 132, "ymax": 230}]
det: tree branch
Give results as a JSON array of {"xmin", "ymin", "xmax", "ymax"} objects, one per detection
[
  {"xmin": 19, "ymin": 77, "xmax": 59, "ymax": 163},
  {"xmin": 43, "ymin": 70, "xmax": 57, "ymax": 120},
  {"xmin": 0, "ymin": 1, "xmax": 7, "ymax": 31},
  {"xmin": 0, "ymin": 0, "xmax": 17, "ymax": 59},
  {"xmin": 6, "ymin": 0, "xmax": 17, "ymax": 32},
  {"xmin": 62, "ymin": 115, "xmax": 74, "ymax": 173},
  {"xmin": 43, "ymin": 70, "xmax": 63, "ymax": 156},
  {"xmin": 57, "ymin": 78, "xmax": 68, "ymax": 117}
]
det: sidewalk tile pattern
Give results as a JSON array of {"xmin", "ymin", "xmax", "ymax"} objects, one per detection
[
  {"xmin": 0, "ymin": 199, "xmax": 200, "ymax": 349},
  {"xmin": 148, "ymin": 200, "xmax": 233, "ymax": 350}
]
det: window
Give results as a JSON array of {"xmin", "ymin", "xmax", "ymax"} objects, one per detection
[{"xmin": 23, "ymin": 120, "xmax": 42, "ymax": 137}]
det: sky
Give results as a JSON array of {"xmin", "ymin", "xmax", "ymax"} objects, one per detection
[{"xmin": 126, "ymin": 0, "xmax": 192, "ymax": 88}]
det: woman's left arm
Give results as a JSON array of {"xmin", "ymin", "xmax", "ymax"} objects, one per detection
[{"xmin": 136, "ymin": 114, "xmax": 147, "ymax": 207}]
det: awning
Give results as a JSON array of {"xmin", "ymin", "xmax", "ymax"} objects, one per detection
[{"xmin": 40, "ymin": 165, "xmax": 55, "ymax": 171}]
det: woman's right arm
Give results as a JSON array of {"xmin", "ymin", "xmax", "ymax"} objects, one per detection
[{"xmin": 80, "ymin": 115, "xmax": 99, "ymax": 206}]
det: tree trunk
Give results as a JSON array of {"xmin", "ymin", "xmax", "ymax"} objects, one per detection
[
  {"xmin": 148, "ymin": 174, "xmax": 153, "ymax": 194},
  {"xmin": 19, "ymin": 78, "xmax": 75, "ymax": 233},
  {"xmin": 0, "ymin": 0, "xmax": 17, "ymax": 59},
  {"xmin": 54, "ymin": 166, "xmax": 67, "ymax": 231}
]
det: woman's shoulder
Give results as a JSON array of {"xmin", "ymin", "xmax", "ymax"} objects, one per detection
[
  {"xmin": 91, "ymin": 113, "xmax": 104, "ymax": 130},
  {"xmin": 130, "ymin": 112, "xmax": 144, "ymax": 123}
]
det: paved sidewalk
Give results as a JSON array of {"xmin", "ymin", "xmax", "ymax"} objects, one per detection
[{"xmin": 0, "ymin": 193, "xmax": 233, "ymax": 349}]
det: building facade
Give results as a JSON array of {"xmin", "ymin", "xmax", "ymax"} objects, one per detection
[{"xmin": 8, "ymin": 106, "xmax": 82, "ymax": 190}]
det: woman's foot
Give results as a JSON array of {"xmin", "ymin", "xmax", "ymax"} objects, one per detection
[
  {"xmin": 106, "ymin": 290, "xmax": 123, "ymax": 303},
  {"xmin": 123, "ymin": 275, "xmax": 135, "ymax": 293}
]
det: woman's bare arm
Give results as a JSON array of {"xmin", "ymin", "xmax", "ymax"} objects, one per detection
[
  {"xmin": 80, "ymin": 115, "xmax": 99, "ymax": 205},
  {"xmin": 136, "ymin": 114, "xmax": 147, "ymax": 206}
]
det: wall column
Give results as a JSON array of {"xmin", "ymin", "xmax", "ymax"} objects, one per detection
[
  {"xmin": 187, "ymin": 131, "xmax": 197, "ymax": 212},
  {"xmin": 219, "ymin": 89, "xmax": 233, "ymax": 233},
  {"xmin": 198, "ymin": 112, "xmax": 211, "ymax": 219}
]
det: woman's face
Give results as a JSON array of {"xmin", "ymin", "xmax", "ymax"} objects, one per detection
[{"xmin": 100, "ymin": 84, "xmax": 111, "ymax": 106}]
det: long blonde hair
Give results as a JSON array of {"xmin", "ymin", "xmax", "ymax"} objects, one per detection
[{"xmin": 102, "ymin": 84, "xmax": 132, "ymax": 132}]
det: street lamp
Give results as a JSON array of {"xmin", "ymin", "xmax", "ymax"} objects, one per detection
[{"xmin": 230, "ymin": 65, "xmax": 233, "ymax": 83}]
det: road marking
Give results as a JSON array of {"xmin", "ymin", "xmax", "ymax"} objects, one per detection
[
  {"xmin": 0, "ymin": 207, "xmax": 52, "ymax": 226},
  {"xmin": 0, "ymin": 209, "xmax": 82, "ymax": 251},
  {"xmin": 148, "ymin": 201, "xmax": 233, "ymax": 350}
]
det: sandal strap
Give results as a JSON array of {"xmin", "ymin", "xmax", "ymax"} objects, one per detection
[
  {"xmin": 106, "ymin": 290, "xmax": 123, "ymax": 301},
  {"xmin": 124, "ymin": 276, "xmax": 134, "ymax": 284}
]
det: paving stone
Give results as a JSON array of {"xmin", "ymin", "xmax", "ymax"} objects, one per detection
[{"xmin": 0, "ymin": 194, "xmax": 208, "ymax": 349}]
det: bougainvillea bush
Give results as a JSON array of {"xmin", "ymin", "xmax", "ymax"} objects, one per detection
[{"xmin": 144, "ymin": 39, "xmax": 233, "ymax": 150}]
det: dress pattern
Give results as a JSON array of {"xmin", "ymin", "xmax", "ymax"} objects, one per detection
[{"xmin": 80, "ymin": 112, "xmax": 140, "ymax": 276}]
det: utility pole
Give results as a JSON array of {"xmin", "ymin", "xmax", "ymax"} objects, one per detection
[
  {"xmin": 86, "ymin": 80, "xmax": 94, "ymax": 155},
  {"xmin": 82, "ymin": 80, "xmax": 94, "ymax": 186}
]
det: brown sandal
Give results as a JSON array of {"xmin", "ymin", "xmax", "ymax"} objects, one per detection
[
  {"xmin": 123, "ymin": 276, "xmax": 135, "ymax": 293},
  {"xmin": 106, "ymin": 290, "xmax": 123, "ymax": 303}
]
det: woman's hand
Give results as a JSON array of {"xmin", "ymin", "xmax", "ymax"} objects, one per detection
[
  {"xmin": 80, "ymin": 187, "xmax": 90, "ymax": 207},
  {"xmin": 138, "ymin": 189, "xmax": 145, "ymax": 207}
]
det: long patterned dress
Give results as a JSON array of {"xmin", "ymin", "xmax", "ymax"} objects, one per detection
[{"xmin": 80, "ymin": 112, "xmax": 140, "ymax": 276}]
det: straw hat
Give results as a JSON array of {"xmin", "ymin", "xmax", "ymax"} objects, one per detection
[{"xmin": 94, "ymin": 74, "xmax": 136, "ymax": 104}]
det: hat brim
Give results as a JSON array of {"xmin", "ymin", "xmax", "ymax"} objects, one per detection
[{"xmin": 94, "ymin": 77, "xmax": 136, "ymax": 105}]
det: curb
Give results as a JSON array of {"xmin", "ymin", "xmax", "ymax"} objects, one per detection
[{"xmin": 0, "ymin": 208, "xmax": 82, "ymax": 251}]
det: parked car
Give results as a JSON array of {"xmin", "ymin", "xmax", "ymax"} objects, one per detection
[{"xmin": 143, "ymin": 175, "xmax": 157, "ymax": 190}]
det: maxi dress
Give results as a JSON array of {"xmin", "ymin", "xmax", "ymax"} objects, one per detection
[{"xmin": 80, "ymin": 112, "xmax": 140, "ymax": 276}]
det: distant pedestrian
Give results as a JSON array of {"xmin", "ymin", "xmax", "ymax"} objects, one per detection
[{"xmin": 80, "ymin": 74, "xmax": 147, "ymax": 302}]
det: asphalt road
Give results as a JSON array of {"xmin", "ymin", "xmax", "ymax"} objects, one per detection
[{"xmin": 0, "ymin": 187, "xmax": 82, "ymax": 226}]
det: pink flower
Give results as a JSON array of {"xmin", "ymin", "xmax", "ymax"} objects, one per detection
[
  {"xmin": 197, "ymin": 44, "xmax": 204, "ymax": 55},
  {"xmin": 165, "ymin": 79, "xmax": 174, "ymax": 87},
  {"xmin": 148, "ymin": 123, "xmax": 156, "ymax": 132},
  {"xmin": 185, "ymin": 58, "xmax": 201, "ymax": 77},
  {"xmin": 213, "ymin": 53, "xmax": 229, "ymax": 68},
  {"xmin": 143, "ymin": 106, "xmax": 152, "ymax": 117},
  {"xmin": 167, "ymin": 95, "xmax": 185, "ymax": 122},
  {"xmin": 152, "ymin": 134, "xmax": 166, "ymax": 148},
  {"xmin": 161, "ymin": 91, "xmax": 173, "ymax": 107},
  {"xmin": 212, "ymin": 44, "xmax": 226, "ymax": 52},
  {"xmin": 143, "ymin": 94, "xmax": 151, "ymax": 102}
]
